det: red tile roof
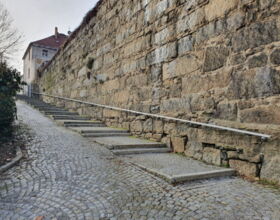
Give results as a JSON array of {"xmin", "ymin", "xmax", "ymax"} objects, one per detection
[
  {"xmin": 23, "ymin": 33, "xmax": 68, "ymax": 59},
  {"xmin": 33, "ymin": 33, "xmax": 67, "ymax": 48}
]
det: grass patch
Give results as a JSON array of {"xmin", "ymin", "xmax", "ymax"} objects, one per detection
[
  {"xmin": 174, "ymin": 152, "xmax": 185, "ymax": 157},
  {"xmin": 258, "ymin": 179, "xmax": 280, "ymax": 190}
]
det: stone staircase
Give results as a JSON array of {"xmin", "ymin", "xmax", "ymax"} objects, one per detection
[
  {"xmin": 19, "ymin": 96, "xmax": 171, "ymax": 155},
  {"xmin": 18, "ymin": 96, "xmax": 236, "ymax": 183}
]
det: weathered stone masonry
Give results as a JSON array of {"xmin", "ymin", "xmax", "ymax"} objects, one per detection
[{"xmin": 38, "ymin": 0, "xmax": 280, "ymax": 183}]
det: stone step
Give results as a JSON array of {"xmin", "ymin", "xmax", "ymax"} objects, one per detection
[
  {"xmin": 34, "ymin": 104, "xmax": 59, "ymax": 108},
  {"xmin": 30, "ymin": 103, "xmax": 52, "ymax": 107},
  {"xmin": 26, "ymin": 101, "xmax": 46, "ymax": 104},
  {"xmin": 71, "ymin": 127, "xmax": 129, "ymax": 134},
  {"xmin": 91, "ymin": 136, "xmax": 167, "ymax": 150},
  {"xmin": 82, "ymin": 133, "xmax": 130, "ymax": 138},
  {"xmin": 112, "ymin": 143, "xmax": 166, "ymax": 150},
  {"xmin": 44, "ymin": 111, "xmax": 78, "ymax": 116},
  {"xmin": 122, "ymin": 153, "xmax": 236, "ymax": 184},
  {"xmin": 34, "ymin": 105, "xmax": 55, "ymax": 109},
  {"xmin": 112, "ymin": 148, "xmax": 171, "ymax": 155},
  {"xmin": 51, "ymin": 115, "xmax": 91, "ymax": 120},
  {"xmin": 38, "ymin": 107, "xmax": 64, "ymax": 111},
  {"xmin": 66, "ymin": 123, "xmax": 105, "ymax": 127},
  {"xmin": 71, "ymin": 127, "xmax": 129, "ymax": 135},
  {"xmin": 56, "ymin": 120, "xmax": 105, "ymax": 127}
]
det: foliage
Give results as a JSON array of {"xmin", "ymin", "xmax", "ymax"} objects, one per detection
[{"xmin": 0, "ymin": 62, "xmax": 25, "ymax": 141}]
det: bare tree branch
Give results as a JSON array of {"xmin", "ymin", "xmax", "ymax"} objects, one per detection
[{"xmin": 0, "ymin": 3, "xmax": 22, "ymax": 62}]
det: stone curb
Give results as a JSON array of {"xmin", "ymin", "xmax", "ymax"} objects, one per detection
[
  {"xmin": 129, "ymin": 161, "xmax": 236, "ymax": 184},
  {"xmin": 0, "ymin": 147, "xmax": 23, "ymax": 174}
]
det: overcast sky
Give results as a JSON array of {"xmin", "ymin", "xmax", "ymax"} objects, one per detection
[{"xmin": 1, "ymin": 0, "xmax": 99, "ymax": 71}]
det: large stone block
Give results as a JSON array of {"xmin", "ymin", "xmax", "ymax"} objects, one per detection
[
  {"xmin": 143, "ymin": 118, "xmax": 153, "ymax": 133},
  {"xmin": 229, "ymin": 160, "xmax": 258, "ymax": 177},
  {"xmin": 147, "ymin": 42, "xmax": 177, "ymax": 65},
  {"xmin": 178, "ymin": 35, "xmax": 194, "ymax": 55},
  {"xmin": 182, "ymin": 93, "xmax": 216, "ymax": 112},
  {"xmin": 202, "ymin": 147, "xmax": 221, "ymax": 166},
  {"xmin": 226, "ymin": 12, "xmax": 245, "ymax": 31},
  {"xmin": 205, "ymin": 0, "xmax": 238, "ymax": 21},
  {"xmin": 239, "ymin": 105, "xmax": 280, "ymax": 124},
  {"xmin": 259, "ymin": 0, "xmax": 276, "ymax": 10},
  {"xmin": 228, "ymin": 67, "xmax": 280, "ymax": 99},
  {"xmin": 188, "ymin": 8, "xmax": 205, "ymax": 30},
  {"xmin": 103, "ymin": 109, "xmax": 121, "ymax": 118},
  {"xmin": 79, "ymin": 90, "xmax": 87, "ymax": 98},
  {"xmin": 261, "ymin": 156, "xmax": 280, "ymax": 184},
  {"xmin": 248, "ymin": 53, "xmax": 268, "ymax": 69},
  {"xmin": 232, "ymin": 20, "xmax": 279, "ymax": 52},
  {"xmin": 171, "ymin": 136, "xmax": 187, "ymax": 153},
  {"xmin": 203, "ymin": 46, "xmax": 229, "ymax": 72},
  {"xmin": 101, "ymin": 79, "xmax": 120, "ymax": 93},
  {"xmin": 78, "ymin": 66, "xmax": 87, "ymax": 77},
  {"xmin": 163, "ymin": 122, "xmax": 176, "ymax": 134},
  {"xmin": 163, "ymin": 54, "xmax": 201, "ymax": 80},
  {"xmin": 161, "ymin": 136, "xmax": 171, "ymax": 148},
  {"xmin": 215, "ymin": 101, "xmax": 237, "ymax": 121},
  {"xmin": 185, "ymin": 141, "xmax": 203, "ymax": 160},
  {"xmin": 130, "ymin": 120, "xmax": 143, "ymax": 133},
  {"xmin": 270, "ymin": 48, "xmax": 280, "ymax": 65},
  {"xmin": 183, "ymin": 0, "xmax": 208, "ymax": 11},
  {"xmin": 182, "ymin": 68, "xmax": 230, "ymax": 94},
  {"xmin": 113, "ymin": 90, "xmax": 130, "ymax": 104},
  {"xmin": 177, "ymin": 8, "xmax": 206, "ymax": 33},
  {"xmin": 150, "ymin": 64, "xmax": 162, "ymax": 82},
  {"xmin": 160, "ymin": 98, "xmax": 191, "ymax": 113},
  {"xmin": 155, "ymin": 27, "xmax": 173, "ymax": 46},
  {"xmin": 153, "ymin": 120, "xmax": 164, "ymax": 134}
]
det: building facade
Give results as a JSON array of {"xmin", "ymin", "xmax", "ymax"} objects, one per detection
[{"xmin": 22, "ymin": 27, "xmax": 67, "ymax": 95}]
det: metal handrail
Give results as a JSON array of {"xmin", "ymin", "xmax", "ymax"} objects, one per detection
[{"xmin": 32, "ymin": 92, "xmax": 271, "ymax": 140}]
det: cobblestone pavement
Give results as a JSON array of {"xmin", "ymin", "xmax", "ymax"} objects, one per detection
[{"xmin": 1, "ymin": 102, "xmax": 280, "ymax": 220}]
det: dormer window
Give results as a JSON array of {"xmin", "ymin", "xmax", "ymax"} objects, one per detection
[{"xmin": 42, "ymin": 49, "xmax": 48, "ymax": 57}]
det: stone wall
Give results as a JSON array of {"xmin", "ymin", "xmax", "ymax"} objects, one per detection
[{"xmin": 38, "ymin": 0, "xmax": 280, "ymax": 183}]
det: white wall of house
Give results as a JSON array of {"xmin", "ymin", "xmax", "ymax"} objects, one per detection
[{"xmin": 23, "ymin": 45, "xmax": 57, "ymax": 85}]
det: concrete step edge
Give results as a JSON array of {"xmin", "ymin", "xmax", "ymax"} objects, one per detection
[
  {"xmin": 63, "ymin": 121, "xmax": 103, "ymax": 124},
  {"xmin": 112, "ymin": 148, "xmax": 171, "ymax": 155},
  {"xmin": 131, "ymin": 162, "xmax": 236, "ymax": 184},
  {"xmin": 111, "ymin": 143, "xmax": 167, "ymax": 150},
  {"xmin": 65, "ymin": 124, "xmax": 106, "ymax": 127},
  {"xmin": 82, "ymin": 133, "xmax": 130, "ymax": 137},
  {"xmin": 52, "ymin": 117, "xmax": 91, "ymax": 120},
  {"xmin": 45, "ymin": 113, "xmax": 79, "ymax": 116},
  {"xmin": 80, "ymin": 130, "xmax": 129, "ymax": 134}
]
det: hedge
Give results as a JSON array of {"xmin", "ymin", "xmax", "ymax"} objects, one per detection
[{"xmin": 0, "ymin": 62, "xmax": 25, "ymax": 141}]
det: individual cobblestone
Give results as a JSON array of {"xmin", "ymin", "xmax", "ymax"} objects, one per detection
[{"xmin": 0, "ymin": 102, "xmax": 280, "ymax": 220}]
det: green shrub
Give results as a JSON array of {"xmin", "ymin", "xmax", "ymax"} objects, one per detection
[{"xmin": 0, "ymin": 62, "xmax": 25, "ymax": 140}]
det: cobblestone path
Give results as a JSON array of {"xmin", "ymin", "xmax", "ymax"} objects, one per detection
[{"xmin": 1, "ymin": 102, "xmax": 280, "ymax": 220}]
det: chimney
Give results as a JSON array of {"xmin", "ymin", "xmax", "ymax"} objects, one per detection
[{"xmin": 55, "ymin": 27, "xmax": 58, "ymax": 38}]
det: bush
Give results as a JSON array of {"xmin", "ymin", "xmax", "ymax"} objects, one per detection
[{"xmin": 0, "ymin": 62, "xmax": 25, "ymax": 140}]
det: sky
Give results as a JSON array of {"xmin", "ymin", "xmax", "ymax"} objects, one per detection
[{"xmin": 1, "ymin": 0, "xmax": 99, "ymax": 72}]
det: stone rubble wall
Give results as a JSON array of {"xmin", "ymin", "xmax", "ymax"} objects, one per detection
[{"xmin": 38, "ymin": 0, "xmax": 280, "ymax": 183}]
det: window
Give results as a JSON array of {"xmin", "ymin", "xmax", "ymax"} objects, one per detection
[
  {"xmin": 42, "ymin": 49, "xmax": 48, "ymax": 57},
  {"xmin": 28, "ymin": 51, "xmax": 31, "ymax": 60},
  {"xmin": 28, "ymin": 68, "xmax": 30, "ymax": 79}
]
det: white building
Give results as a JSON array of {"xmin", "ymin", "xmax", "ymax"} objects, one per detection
[{"xmin": 22, "ymin": 27, "xmax": 67, "ymax": 95}]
